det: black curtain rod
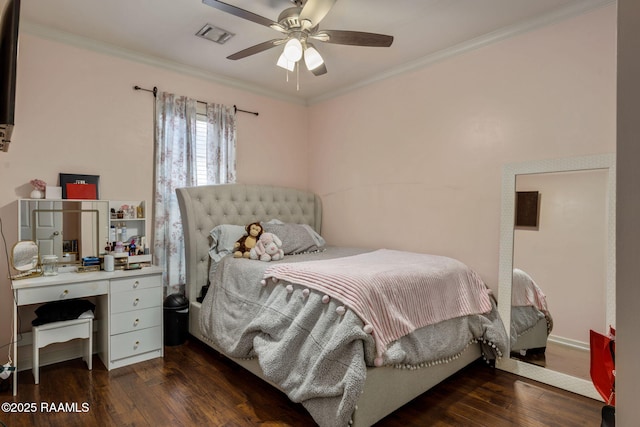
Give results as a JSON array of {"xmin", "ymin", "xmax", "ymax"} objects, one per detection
[
  {"xmin": 234, "ymin": 105, "xmax": 259, "ymax": 116},
  {"xmin": 133, "ymin": 85, "xmax": 157, "ymax": 97},
  {"xmin": 133, "ymin": 85, "xmax": 258, "ymax": 116}
]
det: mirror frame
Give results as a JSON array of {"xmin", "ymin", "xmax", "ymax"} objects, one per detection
[
  {"xmin": 496, "ymin": 153, "xmax": 615, "ymax": 400},
  {"xmin": 10, "ymin": 240, "xmax": 42, "ymax": 279}
]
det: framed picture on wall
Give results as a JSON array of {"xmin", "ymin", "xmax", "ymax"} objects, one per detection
[
  {"xmin": 515, "ymin": 191, "xmax": 540, "ymax": 229},
  {"xmin": 59, "ymin": 173, "xmax": 100, "ymax": 200}
]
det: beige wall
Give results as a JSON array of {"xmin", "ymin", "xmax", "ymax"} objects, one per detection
[
  {"xmin": 308, "ymin": 5, "xmax": 616, "ymax": 291},
  {"xmin": 0, "ymin": 34, "xmax": 308, "ymax": 344}
]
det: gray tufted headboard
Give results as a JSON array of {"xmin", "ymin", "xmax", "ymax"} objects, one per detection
[{"xmin": 176, "ymin": 184, "xmax": 322, "ymax": 302}]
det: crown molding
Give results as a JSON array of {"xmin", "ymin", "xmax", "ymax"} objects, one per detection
[
  {"xmin": 307, "ymin": 0, "xmax": 616, "ymax": 105},
  {"xmin": 20, "ymin": 0, "xmax": 614, "ymax": 107},
  {"xmin": 20, "ymin": 20, "xmax": 307, "ymax": 106}
]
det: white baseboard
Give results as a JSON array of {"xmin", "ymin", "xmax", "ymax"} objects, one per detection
[{"xmin": 548, "ymin": 334, "xmax": 590, "ymax": 352}]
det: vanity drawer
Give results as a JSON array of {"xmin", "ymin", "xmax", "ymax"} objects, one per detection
[
  {"xmin": 111, "ymin": 287, "xmax": 162, "ymax": 314},
  {"xmin": 18, "ymin": 280, "xmax": 108, "ymax": 306},
  {"xmin": 110, "ymin": 287, "xmax": 162, "ymax": 314},
  {"xmin": 110, "ymin": 275, "xmax": 160, "ymax": 293},
  {"xmin": 111, "ymin": 307, "xmax": 162, "ymax": 335},
  {"xmin": 110, "ymin": 326, "xmax": 162, "ymax": 361}
]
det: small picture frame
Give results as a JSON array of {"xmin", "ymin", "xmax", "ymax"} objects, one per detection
[
  {"xmin": 515, "ymin": 191, "xmax": 540, "ymax": 229},
  {"xmin": 59, "ymin": 173, "xmax": 100, "ymax": 200}
]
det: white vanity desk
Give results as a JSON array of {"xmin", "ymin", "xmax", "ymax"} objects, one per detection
[{"xmin": 11, "ymin": 266, "xmax": 164, "ymax": 395}]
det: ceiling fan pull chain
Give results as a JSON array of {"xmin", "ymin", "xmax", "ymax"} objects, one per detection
[{"xmin": 296, "ymin": 62, "xmax": 300, "ymax": 91}]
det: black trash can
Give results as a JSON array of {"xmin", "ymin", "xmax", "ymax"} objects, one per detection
[{"xmin": 163, "ymin": 293, "xmax": 189, "ymax": 346}]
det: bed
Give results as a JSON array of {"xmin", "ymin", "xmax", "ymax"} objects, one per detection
[
  {"xmin": 176, "ymin": 183, "xmax": 508, "ymax": 427},
  {"xmin": 510, "ymin": 268, "xmax": 553, "ymax": 356}
]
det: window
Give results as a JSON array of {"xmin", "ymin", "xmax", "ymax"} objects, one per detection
[{"xmin": 195, "ymin": 102, "xmax": 208, "ymax": 186}]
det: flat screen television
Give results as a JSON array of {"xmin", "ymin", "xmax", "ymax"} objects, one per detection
[{"xmin": 0, "ymin": 0, "xmax": 20, "ymax": 152}]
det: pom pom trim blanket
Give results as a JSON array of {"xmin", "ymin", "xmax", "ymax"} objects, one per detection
[{"xmin": 263, "ymin": 249, "xmax": 493, "ymax": 363}]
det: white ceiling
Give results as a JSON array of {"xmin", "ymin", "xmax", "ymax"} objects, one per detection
[{"xmin": 11, "ymin": 0, "xmax": 613, "ymax": 104}]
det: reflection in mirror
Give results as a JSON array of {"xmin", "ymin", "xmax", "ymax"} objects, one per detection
[
  {"xmin": 10, "ymin": 240, "xmax": 41, "ymax": 279},
  {"xmin": 511, "ymin": 169, "xmax": 608, "ymax": 381},
  {"xmin": 497, "ymin": 154, "xmax": 615, "ymax": 401},
  {"xmin": 18, "ymin": 200, "xmax": 109, "ymax": 264},
  {"xmin": 510, "ymin": 267, "xmax": 553, "ymax": 368}
]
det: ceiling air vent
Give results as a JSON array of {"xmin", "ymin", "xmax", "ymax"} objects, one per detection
[{"xmin": 196, "ymin": 24, "xmax": 234, "ymax": 44}]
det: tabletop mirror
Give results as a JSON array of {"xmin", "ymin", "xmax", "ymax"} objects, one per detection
[
  {"xmin": 19, "ymin": 200, "xmax": 109, "ymax": 266},
  {"xmin": 496, "ymin": 154, "xmax": 615, "ymax": 400},
  {"xmin": 10, "ymin": 240, "xmax": 41, "ymax": 279}
]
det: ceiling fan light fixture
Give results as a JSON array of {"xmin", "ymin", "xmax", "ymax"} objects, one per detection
[
  {"xmin": 276, "ymin": 52, "xmax": 296, "ymax": 72},
  {"xmin": 304, "ymin": 46, "xmax": 324, "ymax": 71},
  {"xmin": 283, "ymin": 38, "xmax": 303, "ymax": 62},
  {"xmin": 203, "ymin": 0, "xmax": 394, "ymax": 80}
]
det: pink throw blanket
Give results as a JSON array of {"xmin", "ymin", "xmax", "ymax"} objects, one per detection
[
  {"xmin": 511, "ymin": 268, "xmax": 549, "ymax": 312},
  {"xmin": 263, "ymin": 249, "xmax": 493, "ymax": 363}
]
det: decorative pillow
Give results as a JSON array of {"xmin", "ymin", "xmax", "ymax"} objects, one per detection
[
  {"xmin": 209, "ymin": 224, "xmax": 246, "ymax": 262},
  {"xmin": 261, "ymin": 219, "xmax": 325, "ymax": 255}
]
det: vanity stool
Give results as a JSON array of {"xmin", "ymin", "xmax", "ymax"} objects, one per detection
[{"xmin": 32, "ymin": 317, "xmax": 93, "ymax": 384}]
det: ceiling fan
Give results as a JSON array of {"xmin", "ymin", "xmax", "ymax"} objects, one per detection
[{"xmin": 202, "ymin": 0, "xmax": 394, "ymax": 76}]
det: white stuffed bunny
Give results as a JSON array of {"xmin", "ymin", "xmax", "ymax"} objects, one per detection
[{"xmin": 249, "ymin": 232, "xmax": 284, "ymax": 262}]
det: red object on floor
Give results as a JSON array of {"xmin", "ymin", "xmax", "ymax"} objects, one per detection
[{"xmin": 590, "ymin": 326, "xmax": 615, "ymax": 405}]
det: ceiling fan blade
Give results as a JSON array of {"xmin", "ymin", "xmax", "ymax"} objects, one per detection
[
  {"xmin": 311, "ymin": 30, "xmax": 393, "ymax": 47},
  {"xmin": 202, "ymin": 0, "xmax": 281, "ymax": 29},
  {"xmin": 299, "ymin": 0, "xmax": 337, "ymax": 27},
  {"xmin": 227, "ymin": 39, "xmax": 286, "ymax": 60},
  {"xmin": 310, "ymin": 62, "xmax": 327, "ymax": 76}
]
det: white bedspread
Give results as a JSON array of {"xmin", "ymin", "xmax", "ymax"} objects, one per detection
[{"xmin": 264, "ymin": 249, "xmax": 493, "ymax": 363}]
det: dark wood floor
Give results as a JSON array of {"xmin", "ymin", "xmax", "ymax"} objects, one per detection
[
  {"xmin": 511, "ymin": 341, "xmax": 591, "ymax": 381},
  {"xmin": 0, "ymin": 337, "xmax": 604, "ymax": 426}
]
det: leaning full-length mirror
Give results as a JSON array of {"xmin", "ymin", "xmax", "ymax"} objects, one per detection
[{"xmin": 497, "ymin": 154, "xmax": 615, "ymax": 400}]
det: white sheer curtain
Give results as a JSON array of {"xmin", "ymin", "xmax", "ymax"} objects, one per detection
[{"xmin": 154, "ymin": 91, "xmax": 236, "ymax": 290}]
